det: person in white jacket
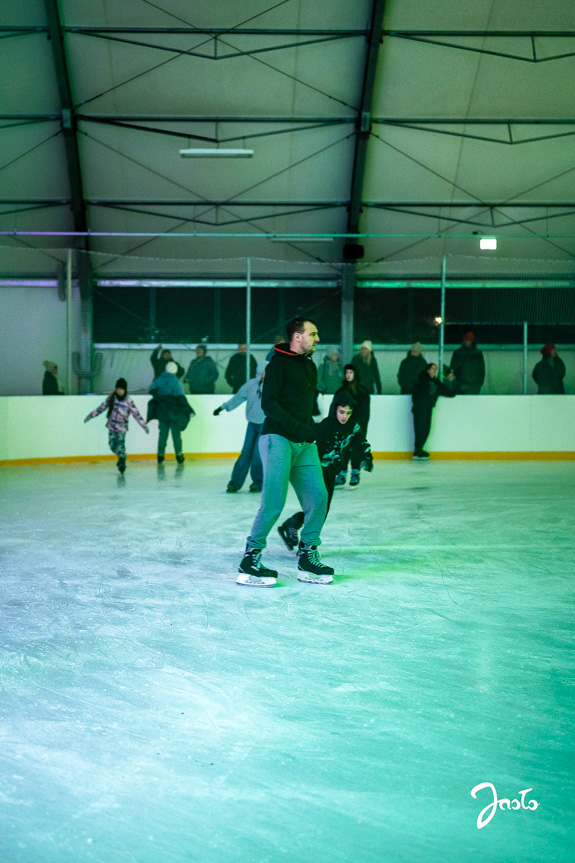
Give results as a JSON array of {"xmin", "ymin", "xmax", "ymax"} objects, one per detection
[{"xmin": 213, "ymin": 360, "xmax": 267, "ymax": 493}]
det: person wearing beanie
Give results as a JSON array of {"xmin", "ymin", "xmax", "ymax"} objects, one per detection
[
  {"xmin": 532, "ymin": 344, "xmax": 566, "ymax": 394},
  {"xmin": 317, "ymin": 346, "xmax": 344, "ymax": 395},
  {"xmin": 333, "ymin": 364, "xmax": 371, "ymax": 486},
  {"xmin": 277, "ymin": 389, "xmax": 373, "ymax": 551},
  {"xmin": 351, "ymin": 339, "xmax": 382, "ymax": 394},
  {"xmin": 150, "ymin": 344, "xmax": 184, "ymax": 381},
  {"xmin": 237, "ymin": 317, "xmax": 334, "ymax": 587},
  {"xmin": 224, "ymin": 343, "xmax": 257, "ymax": 393},
  {"xmin": 42, "ymin": 360, "xmax": 63, "ymax": 395},
  {"xmin": 184, "ymin": 345, "xmax": 219, "ymax": 394},
  {"xmin": 84, "ymin": 378, "xmax": 149, "ymax": 473},
  {"xmin": 148, "ymin": 362, "xmax": 194, "ymax": 464},
  {"xmin": 214, "ymin": 360, "xmax": 267, "ymax": 492},
  {"xmin": 411, "ymin": 363, "xmax": 456, "ymax": 460},
  {"xmin": 450, "ymin": 332, "xmax": 485, "ymax": 394},
  {"xmin": 397, "ymin": 342, "xmax": 428, "ymax": 395}
]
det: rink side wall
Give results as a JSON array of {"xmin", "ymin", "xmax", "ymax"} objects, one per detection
[{"xmin": 1, "ymin": 395, "xmax": 574, "ymax": 463}]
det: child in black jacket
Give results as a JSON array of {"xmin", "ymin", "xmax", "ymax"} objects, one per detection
[{"xmin": 277, "ymin": 390, "xmax": 373, "ymax": 551}]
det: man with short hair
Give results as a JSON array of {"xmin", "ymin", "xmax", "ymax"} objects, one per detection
[
  {"xmin": 184, "ymin": 345, "xmax": 219, "ymax": 394},
  {"xmin": 150, "ymin": 344, "xmax": 185, "ymax": 380},
  {"xmin": 225, "ymin": 343, "xmax": 257, "ymax": 393},
  {"xmin": 237, "ymin": 318, "xmax": 333, "ymax": 587}
]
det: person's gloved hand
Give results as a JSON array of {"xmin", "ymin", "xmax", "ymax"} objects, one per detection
[
  {"xmin": 145, "ymin": 427, "xmax": 150, "ymax": 434},
  {"xmin": 83, "ymin": 417, "xmax": 90, "ymax": 423},
  {"xmin": 213, "ymin": 407, "xmax": 222, "ymax": 416},
  {"xmin": 361, "ymin": 454, "xmax": 374, "ymax": 472},
  {"xmin": 303, "ymin": 427, "xmax": 318, "ymax": 444}
]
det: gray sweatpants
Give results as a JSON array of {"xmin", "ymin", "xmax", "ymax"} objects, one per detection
[{"xmin": 247, "ymin": 434, "xmax": 328, "ymax": 550}]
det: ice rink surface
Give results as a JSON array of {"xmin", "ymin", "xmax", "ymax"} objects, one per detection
[{"xmin": 0, "ymin": 458, "xmax": 573, "ymax": 863}]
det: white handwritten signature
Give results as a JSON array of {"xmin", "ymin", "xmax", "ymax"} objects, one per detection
[{"xmin": 471, "ymin": 782, "xmax": 539, "ymax": 829}]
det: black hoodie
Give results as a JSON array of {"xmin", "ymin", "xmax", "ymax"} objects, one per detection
[
  {"xmin": 314, "ymin": 392, "xmax": 370, "ymax": 472},
  {"xmin": 261, "ymin": 343, "xmax": 318, "ymax": 443},
  {"xmin": 412, "ymin": 370, "xmax": 455, "ymax": 410}
]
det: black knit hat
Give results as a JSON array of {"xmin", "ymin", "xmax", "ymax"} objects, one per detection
[
  {"xmin": 343, "ymin": 363, "xmax": 360, "ymax": 381},
  {"xmin": 115, "ymin": 378, "xmax": 128, "ymax": 390}
]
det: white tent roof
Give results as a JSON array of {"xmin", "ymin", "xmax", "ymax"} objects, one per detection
[{"xmin": 1, "ymin": 0, "xmax": 575, "ymax": 277}]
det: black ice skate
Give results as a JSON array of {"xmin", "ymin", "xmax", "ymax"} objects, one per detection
[
  {"xmin": 335, "ymin": 471, "xmax": 346, "ymax": 487},
  {"xmin": 176, "ymin": 453, "xmax": 185, "ymax": 464},
  {"xmin": 297, "ymin": 545, "xmax": 334, "ymax": 584},
  {"xmin": 278, "ymin": 522, "xmax": 299, "ymax": 552},
  {"xmin": 236, "ymin": 548, "xmax": 278, "ymax": 587},
  {"xmin": 117, "ymin": 457, "xmax": 126, "ymax": 474},
  {"xmin": 349, "ymin": 469, "xmax": 360, "ymax": 487}
]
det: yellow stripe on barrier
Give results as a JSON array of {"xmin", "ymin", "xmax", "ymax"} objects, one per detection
[{"xmin": 1, "ymin": 451, "xmax": 573, "ymax": 467}]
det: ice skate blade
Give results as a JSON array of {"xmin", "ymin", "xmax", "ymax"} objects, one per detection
[
  {"xmin": 297, "ymin": 571, "xmax": 334, "ymax": 585},
  {"xmin": 236, "ymin": 572, "xmax": 277, "ymax": 587}
]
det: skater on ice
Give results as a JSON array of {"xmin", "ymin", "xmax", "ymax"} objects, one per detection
[
  {"xmin": 277, "ymin": 389, "xmax": 373, "ymax": 553},
  {"xmin": 84, "ymin": 377, "xmax": 149, "ymax": 473},
  {"xmin": 334, "ymin": 364, "xmax": 371, "ymax": 487},
  {"xmin": 237, "ymin": 318, "xmax": 334, "ymax": 587},
  {"xmin": 148, "ymin": 361, "xmax": 195, "ymax": 464},
  {"xmin": 214, "ymin": 360, "xmax": 267, "ymax": 493},
  {"xmin": 411, "ymin": 363, "xmax": 455, "ymax": 460}
]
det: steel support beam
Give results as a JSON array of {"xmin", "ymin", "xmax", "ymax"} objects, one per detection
[
  {"xmin": 343, "ymin": 0, "xmax": 387, "ymax": 360},
  {"xmin": 44, "ymin": 0, "xmax": 93, "ymax": 393},
  {"xmin": 43, "ymin": 0, "xmax": 91, "ymax": 294}
]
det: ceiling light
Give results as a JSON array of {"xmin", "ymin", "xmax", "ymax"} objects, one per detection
[
  {"xmin": 268, "ymin": 236, "xmax": 334, "ymax": 243},
  {"xmin": 179, "ymin": 148, "xmax": 253, "ymax": 158},
  {"xmin": 479, "ymin": 237, "xmax": 497, "ymax": 250}
]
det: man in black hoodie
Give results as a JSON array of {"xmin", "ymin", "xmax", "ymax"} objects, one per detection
[{"xmin": 237, "ymin": 318, "xmax": 334, "ymax": 587}]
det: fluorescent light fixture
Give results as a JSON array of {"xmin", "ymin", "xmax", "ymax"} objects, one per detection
[
  {"xmin": 480, "ymin": 237, "xmax": 497, "ymax": 250},
  {"xmin": 268, "ymin": 236, "xmax": 334, "ymax": 243},
  {"xmin": 179, "ymin": 148, "xmax": 253, "ymax": 158}
]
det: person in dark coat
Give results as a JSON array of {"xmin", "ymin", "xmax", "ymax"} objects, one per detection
[
  {"xmin": 450, "ymin": 332, "xmax": 485, "ymax": 394},
  {"xmin": 397, "ymin": 342, "xmax": 427, "ymax": 394},
  {"xmin": 532, "ymin": 344, "xmax": 566, "ymax": 394},
  {"xmin": 150, "ymin": 345, "xmax": 185, "ymax": 380},
  {"xmin": 334, "ymin": 364, "xmax": 371, "ymax": 486},
  {"xmin": 42, "ymin": 361, "xmax": 63, "ymax": 395},
  {"xmin": 148, "ymin": 362, "xmax": 195, "ymax": 463},
  {"xmin": 184, "ymin": 345, "xmax": 219, "ymax": 394},
  {"xmin": 351, "ymin": 340, "xmax": 382, "ymax": 394},
  {"xmin": 277, "ymin": 389, "xmax": 373, "ymax": 550},
  {"xmin": 411, "ymin": 363, "xmax": 455, "ymax": 459},
  {"xmin": 225, "ymin": 343, "xmax": 257, "ymax": 393}
]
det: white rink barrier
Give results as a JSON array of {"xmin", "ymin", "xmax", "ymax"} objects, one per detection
[{"xmin": 1, "ymin": 395, "xmax": 574, "ymax": 464}]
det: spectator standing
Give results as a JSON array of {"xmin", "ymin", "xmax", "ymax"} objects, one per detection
[
  {"xmin": 184, "ymin": 345, "xmax": 219, "ymax": 394},
  {"xmin": 450, "ymin": 332, "xmax": 485, "ymax": 394},
  {"xmin": 532, "ymin": 344, "xmax": 566, "ymax": 394},
  {"xmin": 150, "ymin": 345, "xmax": 185, "ymax": 380},
  {"xmin": 352, "ymin": 340, "xmax": 382, "ymax": 394},
  {"xmin": 214, "ymin": 360, "xmax": 267, "ymax": 492},
  {"xmin": 225, "ymin": 343, "xmax": 257, "ymax": 393},
  {"xmin": 266, "ymin": 335, "xmax": 285, "ymax": 362},
  {"xmin": 148, "ymin": 361, "xmax": 195, "ymax": 464},
  {"xmin": 42, "ymin": 361, "xmax": 63, "ymax": 395},
  {"xmin": 411, "ymin": 364, "xmax": 455, "ymax": 460},
  {"xmin": 397, "ymin": 342, "xmax": 427, "ymax": 394},
  {"xmin": 317, "ymin": 346, "xmax": 344, "ymax": 394}
]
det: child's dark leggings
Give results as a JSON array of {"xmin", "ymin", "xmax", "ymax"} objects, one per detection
[{"xmin": 284, "ymin": 469, "xmax": 337, "ymax": 531}]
